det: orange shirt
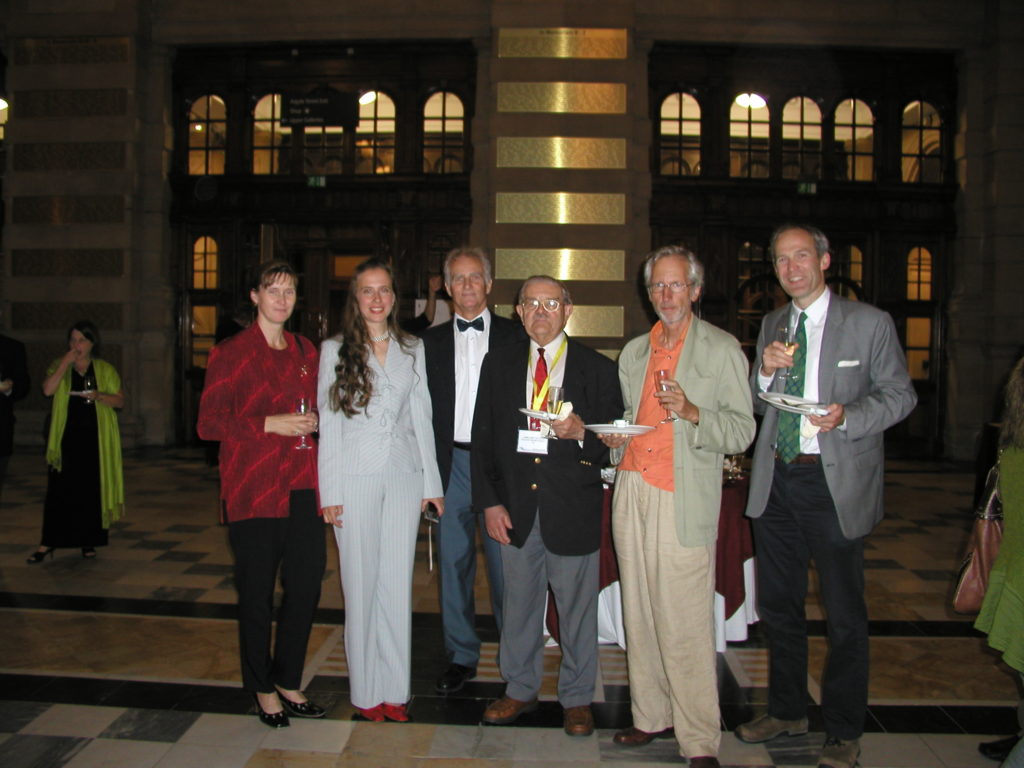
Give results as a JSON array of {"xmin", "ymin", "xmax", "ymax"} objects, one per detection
[{"xmin": 620, "ymin": 320, "xmax": 686, "ymax": 491}]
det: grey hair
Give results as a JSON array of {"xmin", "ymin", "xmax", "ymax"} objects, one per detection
[
  {"xmin": 642, "ymin": 245, "xmax": 705, "ymax": 289},
  {"xmin": 769, "ymin": 223, "xmax": 830, "ymax": 261},
  {"xmin": 517, "ymin": 275, "xmax": 573, "ymax": 306},
  {"xmin": 443, "ymin": 246, "xmax": 493, "ymax": 285}
]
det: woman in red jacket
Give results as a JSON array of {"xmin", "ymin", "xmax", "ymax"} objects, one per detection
[{"xmin": 197, "ymin": 260, "xmax": 324, "ymax": 728}]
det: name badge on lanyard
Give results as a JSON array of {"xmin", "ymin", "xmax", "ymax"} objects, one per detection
[{"xmin": 528, "ymin": 338, "xmax": 567, "ymax": 431}]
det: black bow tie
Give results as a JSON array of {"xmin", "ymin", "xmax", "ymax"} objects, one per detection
[{"xmin": 457, "ymin": 317, "xmax": 484, "ymax": 332}]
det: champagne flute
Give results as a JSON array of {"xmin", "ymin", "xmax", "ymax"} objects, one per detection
[
  {"xmin": 542, "ymin": 385, "xmax": 565, "ymax": 440},
  {"xmin": 82, "ymin": 372, "xmax": 97, "ymax": 406},
  {"xmin": 776, "ymin": 325, "xmax": 797, "ymax": 383},
  {"xmin": 295, "ymin": 397, "xmax": 312, "ymax": 450},
  {"xmin": 654, "ymin": 369, "xmax": 676, "ymax": 423}
]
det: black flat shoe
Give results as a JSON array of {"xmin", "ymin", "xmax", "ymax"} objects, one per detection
[
  {"xmin": 82, "ymin": 548, "xmax": 97, "ymax": 559},
  {"xmin": 27, "ymin": 548, "xmax": 54, "ymax": 564},
  {"xmin": 979, "ymin": 734, "xmax": 1019, "ymax": 761},
  {"xmin": 435, "ymin": 663, "xmax": 476, "ymax": 694},
  {"xmin": 280, "ymin": 697, "xmax": 326, "ymax": 719},
  {"xmin": 254, "ymin": 697, "xmax": 290, "ymax": 728}
]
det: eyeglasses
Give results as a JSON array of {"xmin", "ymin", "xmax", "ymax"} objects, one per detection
[
  {"xmin": 520, "ymin": 297, "xmax": 562, "ymax": 312},
  {"xmin": 647, "ymin": 281, "xmax": 692, "ymax": 293}
]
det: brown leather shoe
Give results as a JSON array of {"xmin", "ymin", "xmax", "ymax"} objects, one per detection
[
  {"xmin": 689, "ymin": 758, "xmax": 720, "ymax": 768},
  {"xmin": 563, "ymin": 705, "xmax": 594, "ymax": 736},
  {"xmin": 482, "ymin": 696, "xmax": 538, "ymax": 725},
  {"xmin": 612, "ymin": 726, "xmax": 675, "ymax": 746}
]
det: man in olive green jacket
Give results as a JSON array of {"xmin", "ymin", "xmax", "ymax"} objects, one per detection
[{"xmin": 603, "ymin": 246, "xmax": 754, "ymax": 768}]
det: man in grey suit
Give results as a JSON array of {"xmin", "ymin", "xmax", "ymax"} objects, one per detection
[{"xmin": 736, "ymin": 224, "xmax": 917, "ymax": 768}]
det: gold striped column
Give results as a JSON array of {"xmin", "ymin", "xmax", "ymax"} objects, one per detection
[{"xmin": 472, "ymin": 9, "xmax": 651, "ymax": 355}]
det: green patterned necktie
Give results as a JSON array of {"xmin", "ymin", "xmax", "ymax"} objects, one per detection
[{"xmin": 776, "ymin": 311, "xmax": 807, "ymax": 464}]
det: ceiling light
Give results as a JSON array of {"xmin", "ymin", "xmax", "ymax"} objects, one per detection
[
  {"xmin": 735, "ymin": 93, "xmax": 766, "ymax": 109},
  {"xmin": 359, "ymin": 91, "xmax": 377, "ymax": 105}
]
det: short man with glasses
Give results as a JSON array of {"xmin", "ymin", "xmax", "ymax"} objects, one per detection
[
  {"xmin": 422, "ymin": 246, "xmax": 524, "ymax": 694},
  {"xmin": 600, "ymin": 246, "xmax": 754, "ymax": 768},
  {"xmin": 737, "ymin": 224, "xmax": 916, "ymax": 768},
  {"xmin": 472, "ymin": 275, "xmax": 622, "ymax": 737}
]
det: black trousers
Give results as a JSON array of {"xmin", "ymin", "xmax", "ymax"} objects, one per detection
[
  {"xmin": 228, "ymin": 490, "xmax": 326, "ymax": 693},
  {"xmin": 751, "ymin": 458, "xmax": 868, "ymax": 741}
]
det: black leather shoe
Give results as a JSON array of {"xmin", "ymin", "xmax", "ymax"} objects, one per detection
[
  {"xmin": 435, "ymin": 663, "xmax": 476, "ymax": 693},
  {"xmin": 979, "ymin": 734, "xmax": 1019, "ymax": 761},
  {"xmin": 254, "ymin": 697, "xmax": 290, "ymax": 728},
  {"xmin": 280, "ymin": 697, "xmax": 326, "ymax": 719}
]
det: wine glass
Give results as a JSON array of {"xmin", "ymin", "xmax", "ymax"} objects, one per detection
[
  {"xmin": 542, "ymin": 385, "xmax": 565, "ymax": 439},
  {"xmin": 776, "ymin": 325, "xmax": 797, "ymax": 383},
  {"xmin": 82, "ymin": 372, "xmax": 97, "ymax": 406},
  {"xmin": 295, "ymin": 397, "xmax": 312, "ymax": 450},
  {"xmin": 654, "ymin": 369, "xmax": 676, "ymax": 423},
  {"xmin": 546, "ymin": 386, "xmax": 565, "ymax": 419}
]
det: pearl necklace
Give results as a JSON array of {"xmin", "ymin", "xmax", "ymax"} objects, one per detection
[{"xmin": 370, "ymin": 332, "xmax": 390, "ymax": 343}]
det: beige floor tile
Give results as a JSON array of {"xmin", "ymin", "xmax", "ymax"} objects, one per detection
[
  {"xmin": 63, "ymin": 738, "xmax": 172, "ymax": 768},
  {"xmin": 244, "ymin": 749, "xmax": 342, "ymax": 768},
  {"xmin": 259, "ymin": 718, "xmax": 353, "ymax": 754},
  {"xmin": 153, "ymin": 743, "xmax": 258, "ymax": 768},
  {"xmin": 19, "ymin": 704, "xmax": 126, "ymax": 738}
]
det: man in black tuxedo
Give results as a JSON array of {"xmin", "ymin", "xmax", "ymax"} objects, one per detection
[
  {"xmin": 422, "ymin": 247, "xmax": 524, "ymax": 694},
  {"xmin": 0, "ymin": 330, "xmax": 30, "ymax": 500},
  {"xmin": 472, "ymin": 275, "xmax": 622, "ymax": 737}
]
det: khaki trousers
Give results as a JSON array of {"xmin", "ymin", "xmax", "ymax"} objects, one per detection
[{"xmin": 612, "ymin": 470, "xmax": 721, "ymax": 758}]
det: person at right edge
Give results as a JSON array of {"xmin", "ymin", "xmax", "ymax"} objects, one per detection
[
  {"xmin": 975, "ymin": 355, "xmax": 1024, "ymax": 768},
  {"xmin": 736, "ymin": 223, "xmax": 916, "ymax": 768}
]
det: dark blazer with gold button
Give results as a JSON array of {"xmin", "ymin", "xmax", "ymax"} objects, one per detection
[{"xmin": 471, "ymin": 336, "xmax": 622, "ymax": 556}]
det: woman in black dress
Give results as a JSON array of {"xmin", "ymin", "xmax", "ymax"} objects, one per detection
[{"xmin": 27, "ymin": 321, "xmax": 125, "ymax": 562}]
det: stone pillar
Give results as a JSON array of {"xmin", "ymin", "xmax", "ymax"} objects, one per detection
[
  {"xmin": 946, "ymin": 0, "xmax": 1024, "ymax": 460},
  {"xmin": 2, "ymin": 1, "xmax": 176, "ymax": 447}
]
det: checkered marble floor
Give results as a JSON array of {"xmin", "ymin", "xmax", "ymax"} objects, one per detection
[{"xmin": 0, "ymin": 448, "xmax": 1015, "ymax": 767}]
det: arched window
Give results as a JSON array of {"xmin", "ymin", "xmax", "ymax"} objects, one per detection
[
  {"xmin": 423, "ymin": 91, "xmax": 465, "ymax": 174},
  {"xmin": 252, "ymin": 94, "xmax": 292, "ymax": 175},
  {"xmin": 303, "ymin": 126, "xmax": 345, "ymax": 175},
  {"xmin": 902, "ymin": 100, "xmax": 943, "ymax": 183},
  {"xmin": 730, "ymin": 93, "xmax": 769, "ymax": 178},
  {"xmin": 907, "ymin": 246, "xmax": 932, "ymax": 300},
  {"xmin": 188, "ymin": 95, "xmax": 226, "ymax": 176},
  {"xmin": 192, "ymin": 236, "xmax": 218, "ymax": 290},
  {"xmin": 356, "ymin": 91, "xmax": 396, "ymax": 175},
  {"xmin": 190, "ymin": 235, "xmax": 219, "ymax": 369},
  {"xmin": 833, "ymin": 99, "xmax": 874, "ymax": 181},
  {"xmin": 781, "ymin": 97, "xmax": 821, "ymax": 180},
  {"xmin": 659, "ymin": 92, "xmax": 701, "ymax": 176}
]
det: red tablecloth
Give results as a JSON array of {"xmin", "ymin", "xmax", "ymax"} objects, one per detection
[{"xmin": 547, "ymin": 477, "xmax": 752, "ymax": 642}]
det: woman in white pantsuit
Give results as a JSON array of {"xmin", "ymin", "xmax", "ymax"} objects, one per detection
[{"xmin": 318, "ymin": 259, "xmax": 444, "ymax": 723}]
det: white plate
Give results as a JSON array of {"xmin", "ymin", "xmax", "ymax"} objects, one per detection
[
  {"xmin": 519, "ymin": 407, "xmax": 559, "ymax": 420},
  {"xmin": 585, "ymin": 424, "xmax": 656, "ymax": 436},
  {"xmin": 758, "ymin": 392, "xmax": 830, "ymax": 416}
]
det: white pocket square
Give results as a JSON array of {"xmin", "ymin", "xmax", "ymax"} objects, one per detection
[{"xmin": 837, "ymin": 360, "xmax": 860, "ymax": 368}]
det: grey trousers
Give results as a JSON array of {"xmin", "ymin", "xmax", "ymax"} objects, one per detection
[{"xmin": 498, "ymin": 514, "xmax": 599, "ymax": 708}]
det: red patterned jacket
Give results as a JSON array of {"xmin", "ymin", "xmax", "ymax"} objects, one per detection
[{"xmin": 197, "ymin": 323, "xmax": 319, "ymax": 522}]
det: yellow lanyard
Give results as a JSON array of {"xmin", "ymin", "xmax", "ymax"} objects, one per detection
[{"xmin": 529, "ymin": 337, "xmax": 567, "ymax": 411}]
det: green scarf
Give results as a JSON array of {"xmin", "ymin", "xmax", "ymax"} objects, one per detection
[{"xmin": 45, "ymin": 357, "xmax": 125, "ymax": 528}]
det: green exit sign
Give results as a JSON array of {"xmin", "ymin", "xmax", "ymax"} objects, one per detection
[{"xmin": 307, "ymin": 175, "xmax": 326, "ymax": 188}]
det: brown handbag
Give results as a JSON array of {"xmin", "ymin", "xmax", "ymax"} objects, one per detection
[{"xmin": 952, "ymin": 462, "xmax": 1003, "ymax": 614}]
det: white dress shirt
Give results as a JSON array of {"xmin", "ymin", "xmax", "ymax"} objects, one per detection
[
  {"xmin": 525, "ymin": 332, "xmax": 567, "ymax": 408},
  {"xmin": 758, "ymin": 290, "xmax": 832, "ymax": 454},
  {"xmin": 453, "ymin": 308, "xmax": 491, "ymax": 444}
]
